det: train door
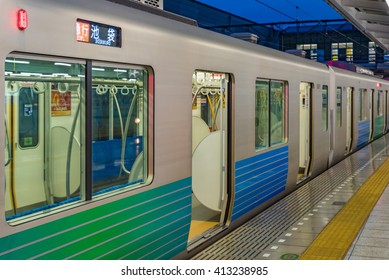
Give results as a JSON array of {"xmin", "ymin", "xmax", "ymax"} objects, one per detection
[
  {"xmin": 4, "ymin": 55, "xmax": 83, "ymax": 219},
  {"xmin": 297, "ymin": 82, "xmax": 312, "ymax": 183},
  {"xmin": 373, "ymin": 89, "xmax": 385, "ymax": 139},
  {"xmin": 384, "ymin": 90, "xmax": 387, "ymax": 132},
  {"xmin": 189, "ymin": 70, "xmax": 231, "ymax": 244},
  {"xmin": 345, "ymin": 87, "xmax": 354, "ymax": 153},
  {"xmin": 385, "ymin": 90, "xmax": 389, "ymax": 132},
  {"xmin": 369, "ymin": 89, "xmax": 374, "ymax": 141}
]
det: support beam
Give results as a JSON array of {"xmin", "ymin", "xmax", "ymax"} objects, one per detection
[
  {"xmin": 356, "ymin": 13, "xmax": 389, "ymax": 24},
  {"xmin": 327, "ymin": 0, "xmax": 389, "ymax": 50},
  {"xmin": 342, "ymin": 0, "xmax": 389, "ymax": 11},
  {"xmin": 371, "ymin": 32, "xmax": 389, "ymax": 41},
  {"xmin": 365, "ymin": 23, "xmax": 389, "ymax": 34}
]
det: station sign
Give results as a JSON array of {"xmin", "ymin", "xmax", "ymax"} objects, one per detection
[
  {"xmin": 76, "ymin": 19, "xmax": 121, "ymax": 48},
  {"xmin": 356, "ymin": 66, "xmax": 374, "ymax": 76}
]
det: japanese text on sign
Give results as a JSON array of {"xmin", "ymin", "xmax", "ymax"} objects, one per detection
[{"xmin": 76, "ymin": 19, "xmax": 121, "ymax": 48}]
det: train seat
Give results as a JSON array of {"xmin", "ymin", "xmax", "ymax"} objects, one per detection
[{"xmin": 92, "ymin": 137, "xmax": 143, "ymax": 184}]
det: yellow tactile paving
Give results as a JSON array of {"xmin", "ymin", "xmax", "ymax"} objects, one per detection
[{"xmin": 300, "ymin": 157, "xmax": 389, "ymax": 260}]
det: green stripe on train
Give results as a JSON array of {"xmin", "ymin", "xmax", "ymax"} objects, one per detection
[
  {"xmin": 374, "ymin": 116, "xmax": 385, "ymax": 139},
  {"xmin": 0, "ymin": 178, "xmax": 192, "ymax": 260}
]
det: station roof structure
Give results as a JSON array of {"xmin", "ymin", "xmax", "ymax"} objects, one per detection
[{"xmin": 326, "ymin": 0, "xmax": 389, "ymax": 51}]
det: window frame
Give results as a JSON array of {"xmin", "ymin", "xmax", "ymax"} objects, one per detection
[
  {"xmin": 255, "ymin": 78, "xmax": 288, "ymax": 152},
  {"xmin": 322, "ymin": 85, "xmax": 329, "ymax": 132},
  {"xmin": 90, "ymin": 61, "xmax": 153, "ymax": 198},
  {"xmin": 336, "ymin": 87, "xmax": 343, "ymax": 127},
  {"xmin": 4, "ymin": 52, "xmax": 154, "ymax": 224},
  {"xmin": 359, "ymin": 88, "xmax": 368, "ymax": 122},
  {"xmin": 377, "ymin": 90, "xmax": 384, "ymax": 117}
]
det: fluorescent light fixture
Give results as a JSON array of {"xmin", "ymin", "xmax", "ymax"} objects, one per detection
[
  {"xmin": 21, "ymin": 72, "xmax": 43, "ymax": 76},
  {"xmin": 78, "ymin": 74, "xmax": 85, "ymax": 78},
  {"xmin": 54, "ymin": 62, "xmax": 72, "ymax": 67},
  {"xmin": 53, "ymin": 73, "xmax": 71, "ymax": 77},
  {"xmin": 92, "ymin": 67, "xmax": 105, "ymax": 71},
  {"xmin": 11, "ymin": 73, "xmax": 31, "ymax": 77},
  {"xmin": 5, "ymin": 59, "xmax": 30, "ymax": 64},
  {"xmin": 114, "ymin": 69, "xmax": 127, "ymax": 73}
]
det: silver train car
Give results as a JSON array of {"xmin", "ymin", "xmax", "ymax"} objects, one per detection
[{"xmin": 1, "ymin": 0, "xmax": 389, "ymax": 259}]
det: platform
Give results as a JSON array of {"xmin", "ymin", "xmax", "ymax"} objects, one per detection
[{"xmin": 192, "ymin": 134, "xmax": 389, "ymax": 260}]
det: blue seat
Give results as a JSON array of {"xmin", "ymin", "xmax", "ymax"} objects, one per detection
[{"xmin": 92, "ymin": 137, "xmax": 143, "ymax": 184}]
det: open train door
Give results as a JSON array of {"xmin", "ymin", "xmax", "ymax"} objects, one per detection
[
  {"xmin": 345, "ymin": 87, "xmax": 354, "ymax": 153},
  {"xmin": 297, "ymin": 82, "xmax": 312, "ymax": 183},
  {"xmin": 369, "ymin": 89, "xmax": 374, "ymax": 142},
  {"xmin": 189, "ymin": 70, "xmax": 232, "ymax": 247}
]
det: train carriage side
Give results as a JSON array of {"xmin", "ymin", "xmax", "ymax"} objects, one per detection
[
  {"xmin": 0, "ymin": 0, "xmax": 202, "ymax": 260},
  {"xmin": 2, "ymin": 0, "xmax": 386, "ymax": 260},
  {"xmin": 371, "ymin": 79, "xmax": 389, "ymax": 139},
  {"xmin": 240, "ymin": 53, "xmax": 331, "ymax": 182},
  {"xmin": 328, "ymin": 66, "xmax": 389, "ymax": 166},
  {"xmin": 0, "ymin": 0, "xmax": 301, "ymax": 259},
  {"xmin": 208, "ymin": 43, "xmax": 332, "ymax": 227}
]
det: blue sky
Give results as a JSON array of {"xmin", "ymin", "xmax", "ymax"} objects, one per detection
[{"xmin": 196, "ymin": 0, "xmax": 343, "ymax": 23}]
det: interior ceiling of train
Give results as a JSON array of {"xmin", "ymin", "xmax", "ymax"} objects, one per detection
[{"xmin": 326, "ymin": 0, "xmax": 389, "ymax": 51}]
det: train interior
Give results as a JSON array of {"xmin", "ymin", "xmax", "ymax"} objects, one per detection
[
  {"xmin": 298, "ymin": 82, "xmax": 312, "ymax": 183},
  {"xmin": 189, "ymin": 71, "xmax": 229, "ymax": 242}
]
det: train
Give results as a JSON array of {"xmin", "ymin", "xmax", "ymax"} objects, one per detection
[{"xmin": 1, "ymin": 0, "xmax": 389, "ymax": 260}]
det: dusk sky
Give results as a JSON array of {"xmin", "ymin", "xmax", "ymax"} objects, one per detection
[{"xmin": 196, "ymin": 0, "xmax": 343, "ymax": 23}]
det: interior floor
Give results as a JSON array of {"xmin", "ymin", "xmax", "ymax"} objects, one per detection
[{"xmin": 189, "ymin": 195, "xmax": 220, "ymax": 240}]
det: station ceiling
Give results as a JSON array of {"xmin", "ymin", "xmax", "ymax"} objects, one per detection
[{"xmin": 326, "ymin": 0, "xmax": 389, "ymax": 51}]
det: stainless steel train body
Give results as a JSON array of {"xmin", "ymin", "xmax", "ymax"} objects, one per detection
[{"xmin": 1, "ymin": 0, "xmax": 389, "ymax": 259}]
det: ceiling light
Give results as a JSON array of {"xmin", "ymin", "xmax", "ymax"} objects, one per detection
[
  {"xmin": 5, "ymin": 59, "xmax": 30, "ymax": 64},
  {"xmin": 21, "ymin": 72, "xmax": 42, "ymax": 76},
  {"xmin": 55, "ymin": 62, "xmax": 72, "ymax": 67},
  {"xmin": 53, "ymin": 73, "xmax": 71, "ymax": 77}
]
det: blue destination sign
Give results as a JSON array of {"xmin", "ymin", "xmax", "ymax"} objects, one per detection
[{"xmin": 76, "ymin": 19, "xmax": 121, "ymax": 48}]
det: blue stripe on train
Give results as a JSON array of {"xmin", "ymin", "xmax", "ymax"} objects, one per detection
[
  {"xmin": 232, "ymin": 146, "xmax": 288, "ymax": 221},
  {"xmin": 357, "ymin": 120, "xmax": 370, "ymax": 149}
]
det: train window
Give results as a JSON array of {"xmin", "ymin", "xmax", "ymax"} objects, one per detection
[
  {"xmin": 336, "ymin": 87, "xmax": 342, "ymax": 127},
  {"xmin": 359, "ymin": 89, "xmax": 368, "ymax": 121},
  {"xmin": 91, "ymin": 63, "xmax": 149, "ymax": 195},
  {"xmin": 18, "ymin": 87, "xmax": 39, "ymax": 148},
  {"xmin": 4, "ymin": 54, "xmax": 152, "ymax": 223},
  {"xmin": 255, "ymin": 80, "xmax": 269, "ymax": 149},
  {"xmin": 377, "ymin": 90, "xmax": 384, "ymax": 117},
  {"xmin": 255, "ymin": 79, "xmax": 287, "ymax": 151},
  {"xmin": 270, "ymin": 81, "xmax": 286, "ymax": 146},
  {"xmin": 4, "ymin": 55, "xmax": 85, "ymax": 222},
  {"xmin": 192, "ymin": 71, "xmax": 227, "ymax": 133},
  {"xmin": 322, "ymin": 85, "xmax": 329, "ymax": 131}
]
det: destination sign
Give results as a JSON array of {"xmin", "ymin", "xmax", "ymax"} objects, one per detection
[{"xmin": 76, "ymin": 19, "xmax": 121, "ymax": 48}]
